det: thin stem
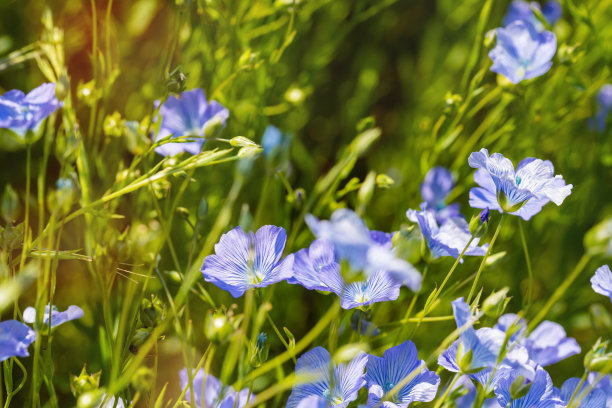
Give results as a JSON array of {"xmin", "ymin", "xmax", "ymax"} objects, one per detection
[
  {"xmin": 518, "ymin": 219, "xmax": 533, "ymax": 311},
  {"xmin": 467, "ymin": 213, "xmax": 506, "ymax": 303},
  {"xmin": 432, "ymin": 373, "xmax": 460, "ymax": 408},
  {"xmin": 528, "ymin": 253, "xmax": 591, "ymax": 332},
  {"xmin": 566, "ymin": 371, "xmax": 588, "ymax": 408},
  {"xmin": 435, "ymin": 236, "xmax": 475, "ymax": 302}
]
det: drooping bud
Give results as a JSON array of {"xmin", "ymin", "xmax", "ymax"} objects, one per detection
[{"xmin": 469, "ymin": 208, "xmax": 490, "ymax": 238}]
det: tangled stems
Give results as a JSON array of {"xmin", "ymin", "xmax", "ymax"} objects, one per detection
[{"xmin": 467, "ymin": 213, "xmax": 506, "ymax": 303}]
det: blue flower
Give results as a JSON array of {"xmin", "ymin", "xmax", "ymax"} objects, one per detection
[
  {"xmin": 350, "ymin": 311, "xmax": 380, "ymax": 336},
  {"xmin": 0, "ymin": 83, "xmax": 61, "ymax": 136},
  {"xmin": 286, "ymin": 347, "xmax": 367, "ymax": 408},
  {"xmin": 364, "ymin": 341, "xmax": 439, "ymax": 407},
  {"xmin": 288, "ymin": 239, "xmax": 338, "ymax": 292},
  {"xmin": 494, "ymin": 366, "xmax": 563, "ymax": 408},
  {"xmin": 179, "ymin": 369, "xmax": 253, "ymax": 408},
  {"xmin": 153, "ymin": 88, "xmax": 229, "ymax": 156},
  {"xmin": 23, "ymin": 304, "xmax": 84, "ymax": 329},
  {"xmin": 420, "ymin": 166, "xmax": 461, "ymax": 223},
  {"xmin": 306, "ymin": 209, "xmax": 422, "ymax": 289},
  {"xmin": 407, "ymin": 208, "xmax": 488, "ymax": 260},
  {"xmin": 559, "ymin": 377, "xmax": 606, "ymax": 408},
  {"xmin": 489, "ymin": 21, "xmax": 557, "ymax": 84},
  {"xmin": 438, "ymin": 298, "xmax": 505, "ymax": 373},
  {"xmin": 296, "ymin": 396, "xmax": 328, "ymax": 408},
  {"xmin": 0, "ymin": 320, "xmax": 36, "ymax": 362},
  {"xmin": 468, "ymin": 148, "xmax": 572, "ymax": 220},
  {"xmin": 262, "ymin": 125, "xmax": 292, "ymax": 159},
  {"xmin": 587, "ymin": 373, "xmax": 612, "ymax": 408},
  {"xmin": 503, "ymin": 1, "xmax": 562, "ymax": 31},
  {"xmin": 591, "ymin": 85, "xmax": 612, "ymax": 132},
  {"xmin": 323, "ymin": 268, "xmax": 402, "ymax": 310},
  {"xmin": 201, "ymin": 225, "xmax": 294, "ymax": 298},
  {"xmin": 495, "ymin": 314, "xmax": 580, "ymax": 366},
  {"xmin": 592, "ymin": 265, "xmax": 612, "ymax": 301}
]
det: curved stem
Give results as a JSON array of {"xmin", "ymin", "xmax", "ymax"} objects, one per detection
[{"xmin": 467, "ymin": 213, "xmax": 506, "ymax": 303}]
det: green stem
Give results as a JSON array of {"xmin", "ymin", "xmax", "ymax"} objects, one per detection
[
  {"xmin": 527, "ymin": 253, "xmax": 591, "ymax": 332},
  {"xmin": 432, "ymin": 373, "xmax": 460, "ymax": 408},
  {"xmin": 566, "ymin": 371, "xmax": 588, "ymax": 408},
  {"xmin": 518, "ymin": 219, "xmax": 533, "ymax": 311},
  {"xmin": 467, "ymin": 213, "xmax": 505, "ymax": 303}
]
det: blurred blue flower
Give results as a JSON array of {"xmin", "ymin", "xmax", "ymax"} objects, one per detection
[
  {"xmin": 0, "ymin": 319, "xmax": 36, "ymax": 362},
  {"xmin": 262, "ymin": 125, "xmax": 292, "ymax": 159},
  {"xmin": 306, "ymin": 209, "xmax": 422, "ymax": 289},
  {"xmin": 591, "ymin": 265, "xmax": 612, "ymax": 301},
  {"xmin": 365, "ymin": 341, "xmax": 440, "ymax": 408},
  {"xmin": 495, "ymin": 314, "xmax": 580, "ymax": 366},
  {"xmin": 407, "ymin": 208, "xmax": 488, "ymax": 261},
  {"xmin": 420, "ymin": 166, "xmax": 461, "ymax": 223},
  {"xmin": 503, "ymin": 1, "xmax": 562, "ymax": 31},
  {"xmin": 489, "ymin": 21, "xmax": 557, "ymax": 84},
  {"xmin": 494, "ymin": 366, "xmax": 563, "ymax": 407},
  {"xmin": 296, "ymin": 396, "xmax": 328, "ymax": 408},
  {"xmin": 591, "ymin": 85, "xmax": 612, "ymax": 132},
  {"xmin": 350, "ymin": 311, "xmax": 380, "ymax": 336},
  {"xmin": 179, "ymin": 368, "xmax": 252, "ymax": 408},
  {"xmin": 0, "ymin": 83, "xmax": 61, "ymax": 136},
  {"xmin": 23, "ymin": 304, "xmax": 84, "ymax": 329},
  {"xmin": 153, "ymin": 88, "xmax": 229, "ymax": 156},
  {"xmin": 559, "ymin": 377, "xmax": 606, "ymax": 408},
  {"xmin": 288, "ymin": 239, "xmax": 338, "ymax": 292},
  {"xmin": 201, "ymin": 225, "xmax": 294, "ymax": 298},
  {"xmin": 438, "ymin": 298, "xmax": 505, "ymax": 373},
  {"xmin": 468, "ymin": 148, "xmax": 572, "ymax": 220},
  {"xmin": 587, "ymin": 373, "xmax": 612, "ymax": 408},
  {"xmin": 322, "ymin": 268, "xmax": 402, "ymax": 310},
  {"xmin": 286, "ymin": 347, "xmax": 367, "ymax": 408}
]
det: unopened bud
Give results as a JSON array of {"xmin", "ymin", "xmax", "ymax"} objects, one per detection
[
  {"xmin": 237, "ymin": 146, "xmax": 263, "ymax": 159},
  {"xmin": 203, "ymin": 116, "xmax": 224, "ymax": 139},
  {"xmin": 250, "ymin": 332, "xmax": 270, "ymax": 367},
  {"xmin": 375, "ymin": 174, "xmax": 394, "ymax": 189},
  {"xmin": 357, "ymin": 172, "xmax": 376, "ymax": 208},
  {"xmin": 482, "ymin": 287, "xmax": 510, "ymax": 318},
  {"xmin": 70, "ymin": 365, "xmax": 101, "ymax": 398},
  {"xmin": 584, "ymin": 339, "xmax": 612, "ymax": 372},
  {"xmin": 130, "ymin": 328, "xmax": 151, "ymax": 354},
  {"xmin": 510, "ymin": 375, "xmax": 531, "ymax": 399},
  {"xmin": 230, "ymin": 136, "xmax": 259, "ymax": 148},
  {"xmin": 469, "ymin": 208, "xmax": 490, "ymax": 237},
  {"xmin": 140, "ymin": 296, "xmax": 164, "ymax": 328}
]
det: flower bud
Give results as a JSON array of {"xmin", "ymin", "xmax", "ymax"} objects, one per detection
[
  {"xmin": 203, "ymin": 116, "xmax": 224, "ymax": 139},
  {"xmin": 130, "ymin": 328, "xmax": 151, "ymax": 354},
  {"xmin": 584, "ymin": 339, "xmax": 612, "ymax": 372},
  {"xmin": 103, "ymin": 111, "xmax": 123, "ymax": 138},
  {"xmin": 166, "ymin": 66, "xmax": 188, "ymax": 94},
  {"xmin": 509, "ymin": 375, "xmax": 531, "ymax": 399},
  {"xmin": 357, "ymin": 172, "xmax": 376, "ymax": 209},
  {"xmin": 131, "ymin": 367, "xmax": 154, "ymax": 391},
  {"xmin": 230, "ymin": 136, "xmax": 259, "ymax": 148},
  {"xmin": 140, "ymin": 296, "xmax": 164, "ymax": 328},
  {"xmin": 484, "ymin": 29, "xmax": 497, "ymax": 48},
  {"xmin": 375, "ymin": 174, "xmax": 394, "ymax": 189},
  {"xmin": 197, "ymin": 197, "xmax": 209, "ymax": 219},
  {"xmin": 250, "ymin": 332, "xmax": 270, "ymax": 368},
  {"xmin": 237, "ymin": 146, "xmax": 263, "ymax": 159},
  {"xmin": 204, "ymin": 308, "xmax": 237, "ymax": 343},
  {"xmin": 77, "ymin": 390, "xmax": 105, "ymax": 408},
  {"xmin": 469, "ymin": 208, "xmax": 489, "ymax": 238},
  {"xmin": 55, "ymin": 71, "xmax": 69, "ymax": 101},
  {"xmin": 457, "ymin": 347, "xmax": 473, "ymax": 374},
  {"xmin": 70, "ymin": 365, "xmax": 101, "ymax": 398},
  {"xmin": 482, "ymin": 287, "xmax": 510, "ymax": 318}
]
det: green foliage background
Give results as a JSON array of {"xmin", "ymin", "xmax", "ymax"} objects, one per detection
[{"xmin": 1, "ymin": 0, "xmax": 612, "ymax": 406}]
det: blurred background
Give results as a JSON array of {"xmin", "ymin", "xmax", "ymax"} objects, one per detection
[{"xmin": 1, "ymin": 0, "xmax": 612, "ymax": 405}]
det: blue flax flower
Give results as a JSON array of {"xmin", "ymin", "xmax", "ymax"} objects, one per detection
[
  {"xmin": 23, "ymin": 304, "xmax": 84, "ymax": 329},
  {"xmin": 306, "ymin": 209, "xmax": 422, "ymax": 290},
  {"xmin": 591, "ymin": 84, "xmax": 612, "ymax": 132},
  {"xmin": 179, "ymin": 369, "xmax": 252, "ymax": 408},
  {"xmin": 201, "ymin": 225, "xmax": 294, "ymax": 298},
  {"xmin": 286, "ymin": 347, "xmax": 367, "ymax": 408},
  {"xmin": 504, "ymin": 1, "xmax": 562, "ymax": 31},
  {"xmin": 592, "ymin": 265, "xmax": 612, "ymax": 301},
  {"xmin": 495, "ymin": 314, "xmax": 580, "ymax": 366},
  {"xmin": 407, "ymin": 208, "xmax": 488, "ymax": 261},
  {"xmin": 468, "ymin": 148, "xmax": 572, "ymax": 220},
  {"xmin": 559, "ymin": 377, "xmax": 606, "ymax": 408},
  {"xmin": 288, "ymin": 239, "xmax": 338, "ymax": 292},
  {"xmin": 154, "ymin": 88, "xmax": 229, "ymax": 156},
  {"xmin": 420, "ymin": 166, "xmax": 461, "ymax": 223},
  {"xmin": 489, "ymin": 21, "xmax": 557, "ymax": 84},
  {"xmin": 0, "ymin": 83, "xmax": 61, "ymax": 136},
  {"xmin": 365, "ymin": 341, "xmax": 439, "ymax": 407},
  {"xmin": 262, "ymin": 125, "xmax": 292, "ymax": 159},
  {"xmin": 587, "ymin": 373, "xmax": 612, "ymax": 408},
  {"xmin": 0, "ymin": 320, "xmax": 36, "ymax": 362},
  {"xmin": 438, "ymin": 298, "xmax": 505, "ymax": 373},
  {"xmin": 494, "ymin": 366, "xmax": 563, "ymax": 407}
]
